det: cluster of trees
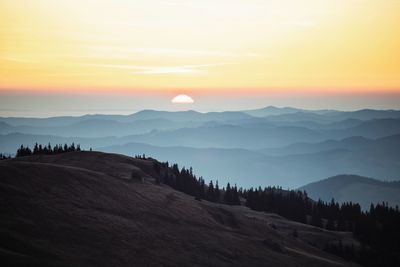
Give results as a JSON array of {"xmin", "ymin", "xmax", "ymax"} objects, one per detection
[
  {"xmin": 0, "ymin": 153, "xmax": 11, "ymax": 160},
  {"xmin": 245, "ymin": 188, "xmax": 366, "ymax": 232},
  {"xmin": 134, "ymin": 154, "xmax": 148, "ymax": 159},
  {"xmin": 242, "ymin": 186, "xmax": 400, "ymax": 267},
  {"xmin": 153, "ymin": 162, "xmax": 240, "ymax": 205},
  {"xmin": 352, "ymin": 203, "xmax": 400, "ymax": 266},
  {"xmin": 16, "ymin": 143, "xmax": 82, "ymax": 157},
  {"xmin": 223, "ymin": 183, "xmax": 241, "ymax": 205},
  {"xmin": 244, "ymin": 187, "xmax": 310, "ymax": 223}
]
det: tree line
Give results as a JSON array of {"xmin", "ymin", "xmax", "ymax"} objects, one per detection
[
  {"xmin": 16, "ymin": 143, "xmax": 83, "ymax": 157},
  {"xmin": 242, "ymin": 186, "xmax": 400, "ymax": 266},
  {"xmin": 0, "ymin": 153, "xmax": 11, "ymax": 160},
  {"xmin": 150, "ymin": 161, "xmax": 241, "ymax": 205}
]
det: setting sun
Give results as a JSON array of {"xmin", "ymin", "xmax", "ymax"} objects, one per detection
[{"xmin": 171, "ymin": 94, "xmax": 194, "ymax": 104}]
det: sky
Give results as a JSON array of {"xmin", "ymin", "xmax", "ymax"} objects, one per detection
[{"xmin": 1, "ymin": 0, "xmax": 400, "ymax": 116}]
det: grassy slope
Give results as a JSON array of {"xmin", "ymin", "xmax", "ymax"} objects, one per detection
[{"xmin": 0, "ymin": 152, "xmax": 359, "ymax": 267}]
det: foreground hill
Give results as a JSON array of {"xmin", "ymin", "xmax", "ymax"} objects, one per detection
[
  {"xmin": 0, "ymin": 152, "xmax": 359, "ymax": 267},
  {"xmin": 299, "ymin": 175, "xmax": 400, "ymax": 210}
]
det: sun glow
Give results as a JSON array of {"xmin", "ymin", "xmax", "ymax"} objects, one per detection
[
  {"xmin": 171, "ymin": 94, "xmax": 194, "ymax": 104},
  {"xmin": 0, "ymin": 0, "xmax": 400, "ymax": 94}
]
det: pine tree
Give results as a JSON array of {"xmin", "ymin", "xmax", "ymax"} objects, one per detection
[
  {"xmin": 224, "ymin": 183, "xmax": 232, "ymax": 204},
  {"xmin": 70, "ymin": 142, "xmax": 75, "ymax": 151},
  {"xmin": 47, "ymin": 143, "xmax": 52, "ymax": 154},
  {"xmin": 38, "ymin": 144, "xmax": 43, "ymax": 154},
  {"xmin": 33, "ymin": 143, "xmax": 39, "ymax": 154},
  {"xmin": 215, "ymin": 180, "xmax": 220, "ymax": 201},
  {"xmin": 207, "ymin": 180, "xmax": 215, "ymax": 201},
  {"xmin": 232, "ymin": 184, "xmax": 240, "ymax": 205}
]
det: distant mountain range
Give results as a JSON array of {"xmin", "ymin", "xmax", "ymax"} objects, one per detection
[
  {"xmin": 260, "ymin": 133, "xmax": 400, "ymax": 156},
  {"xmin": 1, "ymin": 106, "xmax": 399, "ymax": 189},
  {"xmin": 1, "ymin": 106, "xmax": 400, "ymax": 126},
  {"xmin": 0, "ymin": 118, "xmax": 203, "ymax": 137},
  {"xmin": 98, "ymin": 134, "xmax": 400, "ymax": 188},
  {"xmin": 1, "ymin": 116, "xmax": 399, "ymax": 147},
  {"xmin": 299, "ymin": 175, "xmax": 400, "ymax": 210}
]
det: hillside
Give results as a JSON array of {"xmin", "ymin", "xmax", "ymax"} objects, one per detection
[
  {"xmin": 0, "ymin": 152, "xmax": 359, "ymax": 267},
  {"xmin": 299, "ymin": 175, "xmax": 400, "ymax": 210}
]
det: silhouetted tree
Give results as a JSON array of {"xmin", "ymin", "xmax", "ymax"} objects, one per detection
[
  {"xmin": 215, "ymin": 180, "xmax": 220, "ymax": 201},
  {"xmin": 207, "ymin": 180, "xmax": 215, "ymax": 201},
  {"xmin": 16, "ymin": 143, "xmax": 83, "ymax": 157},
  {"xmin": 16, "ymin": 145, "xmax": 32, "ymax": 157}
]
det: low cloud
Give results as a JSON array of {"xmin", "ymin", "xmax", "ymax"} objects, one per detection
[
  {"xmin": 82, "ymin": 45, "xmax": 259, "ymax": 58},
  {"xmin": 93, "ymin": 63, "xmax": 232, "ymax": 75}
]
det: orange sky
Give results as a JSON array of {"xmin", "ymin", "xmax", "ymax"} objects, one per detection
[{"xmin": 1, "ymin": 0, "xmax": 400, "ymax": 95}]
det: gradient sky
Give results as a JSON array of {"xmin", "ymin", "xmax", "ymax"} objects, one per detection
[{"xmin": 1, "ymin": 0, "xmax": 400, "ymax": 116}]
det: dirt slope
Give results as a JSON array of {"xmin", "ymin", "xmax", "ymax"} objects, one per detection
[{"xmin": 0, "ymin": 152, "xmax": 359, "ymax": 267}]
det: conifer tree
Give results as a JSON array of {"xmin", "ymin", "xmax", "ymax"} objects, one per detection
[
  {"xmin": 215, "ymin": 180, "xmax": 220, "ymax": 201},
  {"xmin": 207, "ymin": 180, "xmax": 215, "ymax": 201}
]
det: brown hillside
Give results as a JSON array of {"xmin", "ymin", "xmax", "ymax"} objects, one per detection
[{"xmin": 0, "ymin": 152, "xmax": 359, "ymax": 267}]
